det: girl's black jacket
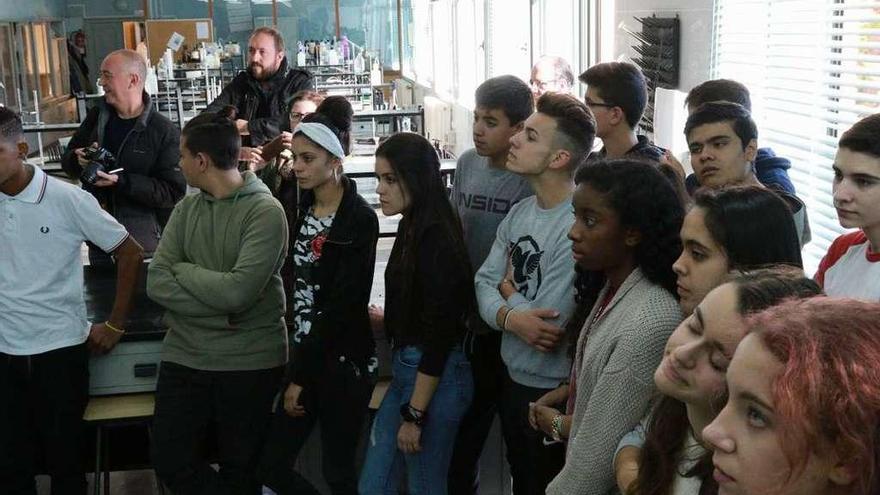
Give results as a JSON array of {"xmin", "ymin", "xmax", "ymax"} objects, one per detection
[{"xmin": 284, "ymin": 175, "xmax": 379, "ymax": 385}]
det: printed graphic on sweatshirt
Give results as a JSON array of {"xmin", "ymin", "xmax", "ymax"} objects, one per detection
[
  {"xmin": 291, "ymin": 211, "xmax": 334, "ymax": 344},
  {"xmin": 456, "ymin": 192, "xmax": 517, "ymax": 215},
  {"xmin": 508, "ymin": 235, "xmax": 543, "ymax": 300}
]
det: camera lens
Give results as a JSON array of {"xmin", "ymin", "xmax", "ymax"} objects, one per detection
[{"xmin": 81, "ymin": 161, "xmax": 105, "ymax": 185}]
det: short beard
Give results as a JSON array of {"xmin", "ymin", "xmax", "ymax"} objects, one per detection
[{"xmin": 250, "ymin": 63, "xmax": 278, "ymax": 81}]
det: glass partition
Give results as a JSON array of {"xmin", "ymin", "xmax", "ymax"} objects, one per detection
[
  {"xmin": 212, "ymin": 0, "xmax": 257, "ymax": 50},
  {"xmin": 276, "ymin": 0, "xmax": 336, "ymax": 63},
  {"xmin": 342, "ymin": 0, "xmax": 400, "ymax": 70},
  {"xmin": 0, "ymin": 23, "xmax": 17, "ymax": 108}
]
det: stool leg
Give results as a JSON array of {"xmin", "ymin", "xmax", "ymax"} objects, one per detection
[
  {"xmin": 93, "ymin": 426, "xmax": 102, "ymax": 495},
  {"xmin": 148, "ymin": 424, "xmax": 165, "ymax": 495},
  {"xmin": 102, "ymin": 432, "xmax": 109, "ymax": 495}
]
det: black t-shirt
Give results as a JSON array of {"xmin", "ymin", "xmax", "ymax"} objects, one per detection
[
  {"xmin": 103, "ymin": 109, "xmax": 138, "ymax": 157},
  {"xmin": 588, "ymin": 134, "xmax": 665, "ymax": 163}
]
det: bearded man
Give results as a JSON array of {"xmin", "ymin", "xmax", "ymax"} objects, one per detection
[{"xmin": 204, "ymin": 27, "xmax": 314, "ymax": 147}]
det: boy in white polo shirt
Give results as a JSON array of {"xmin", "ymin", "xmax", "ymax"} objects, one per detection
[{"xmin": 0, "ymin": 107, "xmax": 143, "ymax": 494}]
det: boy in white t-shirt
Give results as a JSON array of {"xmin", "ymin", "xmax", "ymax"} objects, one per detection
[
  {"xmin": 816, "ymin": 113, "xmax": 880, "ymax": 300},
  {"xmin": 0, "ymin": 107, "xmax": 143, "ymax": 493}
]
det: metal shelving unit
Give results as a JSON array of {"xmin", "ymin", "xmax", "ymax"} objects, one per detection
[
  {"xmin": 308, "ymin": 62, "xmax": 375, "ymax": 112},
  {"xmin": 153, "ymin": 60, "xmax": 242, "ymax": 126}
]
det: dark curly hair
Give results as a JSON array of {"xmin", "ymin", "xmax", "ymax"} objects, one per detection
[{"xmin": 566, "ymin": 159, "xmax": 684, "ymax": 355}]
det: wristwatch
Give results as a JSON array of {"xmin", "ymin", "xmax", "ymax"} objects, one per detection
[{"xmin": 400, "ymin": 403, "xmax": 427, "ymax": 427}]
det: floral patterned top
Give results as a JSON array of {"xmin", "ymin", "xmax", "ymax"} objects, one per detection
[{"xmin": 291, "ymin": 208, "xmax": 334, "ymax": 344}]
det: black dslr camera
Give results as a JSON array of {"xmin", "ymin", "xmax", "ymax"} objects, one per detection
[{"xmin": 80, "ymin": 146, "xmax": 118, "ymax": 186}]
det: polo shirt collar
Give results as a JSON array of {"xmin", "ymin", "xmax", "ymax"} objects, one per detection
[{"xmin": 12, "ymin": 165, "xmax": 48, "ymax": 204}]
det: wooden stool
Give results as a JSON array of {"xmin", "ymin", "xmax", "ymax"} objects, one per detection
[{"xmin": 83, "ymin": 393, "xmax": 157, "ymax": 495}]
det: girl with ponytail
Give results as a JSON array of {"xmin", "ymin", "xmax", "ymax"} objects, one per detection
[{"xmin": 258, "ymin": 96, "xmax": 380, "ymax": 495}]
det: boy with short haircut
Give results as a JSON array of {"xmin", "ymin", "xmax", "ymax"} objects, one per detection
[
  {"xmin": 0, "ymin": 106, "xmax": 143, "ymax": 494},
  {"xmin": 682, "ymin": 78, "xmax": 796, "ymax": 194},
  {"xmin": 475, "ymin": 92, "xmax": 596, "ymax": 495},
  {"xmin": 580, "ymin": 62, "xmax": 664, "ymax": 161},
  {"xmin": 815, "ymin": 113, "xmax": 880, "ymax": 300},
  {"xmin": 147, "ymin": 110, "xmax": 289, "ymax": 494},
  {"xmin": 448, "ymin": 74, "xmax": 535, "ymax": 494},
  {"xmin": 685, "ymin": 101, "xmax": 811, "ymax": 246}
]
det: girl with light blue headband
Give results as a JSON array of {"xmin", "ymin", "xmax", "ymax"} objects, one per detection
[{"xmin": 258, "ymin": 96, "xmax": 380, "ymax": 495}]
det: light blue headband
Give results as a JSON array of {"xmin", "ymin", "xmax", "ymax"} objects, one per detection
[{"xmin": 294, "ymin": 122, "xmax": 345, "ymax": 159}]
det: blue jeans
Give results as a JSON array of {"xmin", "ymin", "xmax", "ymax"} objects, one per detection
[{"xmin": 358, "ymin": 346, "xmax": 473, "ymax": 495}]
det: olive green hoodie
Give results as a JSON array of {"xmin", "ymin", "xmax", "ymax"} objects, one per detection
[{"xmin": 147, "ymin": 171, "xmax": 288, "ymax": 371}]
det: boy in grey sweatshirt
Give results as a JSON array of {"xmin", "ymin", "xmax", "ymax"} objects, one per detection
[
  {"xmin": 474, "ymin": 92, "xmax": 596, "ymax": 495},
  {"xmin": 449, "ymin": 75, "xmax": 534, "ymax": 494}
]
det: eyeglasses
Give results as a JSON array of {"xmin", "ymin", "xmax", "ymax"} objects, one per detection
[
  {"xmin": 290, "ymin": 111, "xmax": 313, "ymax": 119},
  {"xmin": 584, "ymin": 99, "xmax": 617, "ymax": 109},
  {"xmin": 532, "ymin": 78, "xmax": 568, "ymax": 91}
]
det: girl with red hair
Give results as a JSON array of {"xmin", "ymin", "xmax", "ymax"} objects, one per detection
[{"xmin": 703, "ymin": 297, "xmax": 880, "ymax": 495}]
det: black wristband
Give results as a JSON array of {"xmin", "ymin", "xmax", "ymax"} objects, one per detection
[{"xmin": 399, "ymin": 403, "xmax": 427, "ymax": 427}]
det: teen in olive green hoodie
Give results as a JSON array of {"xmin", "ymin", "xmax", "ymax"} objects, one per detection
[
  {"xmin": 147, "ymin": 110, "xmax": 289, "ymax": 495},
  {"xmin": 147, "ymin": 170, "xmax": 288, "ymax": 371}
]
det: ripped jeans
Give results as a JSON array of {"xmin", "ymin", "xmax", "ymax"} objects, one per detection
[{"xmin": 358, "ymin": 346, "xmax": 473, "ymax": 495}]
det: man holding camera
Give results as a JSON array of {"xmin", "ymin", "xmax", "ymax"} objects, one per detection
[{"xmin": 63, "ymin": 49, "xmax": 185, "ymax": 261}]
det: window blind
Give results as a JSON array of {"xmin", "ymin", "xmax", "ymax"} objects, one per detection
[{"xmin": 712, "ymin": 0, "xmax": 880, "ymax": 273}]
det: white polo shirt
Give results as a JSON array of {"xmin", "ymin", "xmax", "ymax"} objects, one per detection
[{"xmin": 0, "ymin": 165, "xmax": 129, "ymax": 355}]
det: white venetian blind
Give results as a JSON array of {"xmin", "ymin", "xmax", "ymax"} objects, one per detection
[{"xmin": 712, "ymin": 0, "xmax": 880, "ymax": 273}]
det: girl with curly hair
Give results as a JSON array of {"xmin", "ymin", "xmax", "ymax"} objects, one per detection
[
  {"xmin": 615, "ymin": 186, "xmax": 807, "ymax": 495},
  {"xmin": 540, "ymin": 159, "xmax": 685, "ymax": 495}
]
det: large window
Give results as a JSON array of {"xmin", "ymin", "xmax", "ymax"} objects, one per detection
[
  {"xmin": 455, "ymin": 0, "xmax": 486, "ymax": 108},
  {"xmin": 713, "ymin": 0, "xmax": 880, "ymax": 273},
  {"xmin": 430, "ymin": 0, "xmax": 455, "ymax": 99},
  {"xmin": 486, "ymin": 0, "xmax": 530, "ymax": 78},
  {"xmin": 402, "ymin": 0, "xmax": 431, "ymax": 83},
  {"xmin": 531, "ymin": 0, "xmax": 580, "ymax": 72},
  {"xmin": 396, "ymin": 0, "xmax": 604, "ymax": 125}
]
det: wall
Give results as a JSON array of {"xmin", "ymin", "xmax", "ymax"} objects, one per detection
[
  {"xmin": 0, "ymin": 0, "xmax": 66, "ymax": 19},
  {"xmin": 614, "ymin": 0, "xmax": 713, "ymax": 92},
  {"xmin": 68, "ymin": 0, "xmax": 144, "ymax": 19}
]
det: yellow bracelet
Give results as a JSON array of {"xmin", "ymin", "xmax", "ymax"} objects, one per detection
[{"xmin": 104, "ymin": 320, "xmax": 125, "ymax": 334}]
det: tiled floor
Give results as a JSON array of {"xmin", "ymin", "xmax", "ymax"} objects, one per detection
[
  {"xmin": 36, "ymin": 471, "xmax": 160, "ymax": 495},
  {"xmin": 36, "ymin": 417, "xmax": 511, "ymax": 495}
]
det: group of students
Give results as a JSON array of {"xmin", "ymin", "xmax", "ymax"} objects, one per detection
[
  {"xmin": 3, "ymin": 54, "xmax": 880, "ymax": 495},
  {"xmin": 219, "ymin": 62, "xmax": 880, "ymax": 495}
]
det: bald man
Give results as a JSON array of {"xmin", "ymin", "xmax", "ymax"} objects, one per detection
[
  {"xmin": 63, "ymin": 49, "xmax": 186, "ymax": 262},
  {"xmin": 530, "ymin": 55, "xmax": 575, "ymax": 102}
]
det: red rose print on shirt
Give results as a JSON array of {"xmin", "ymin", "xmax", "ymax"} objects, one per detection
[{"xmin": 311, "ymin": 232, "xmax": 328, "ymax": 259}]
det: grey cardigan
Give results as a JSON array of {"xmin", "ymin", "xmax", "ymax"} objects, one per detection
[{"xmin": 547, "ymin": 268, "xmax": 683, "ymax": 495}]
